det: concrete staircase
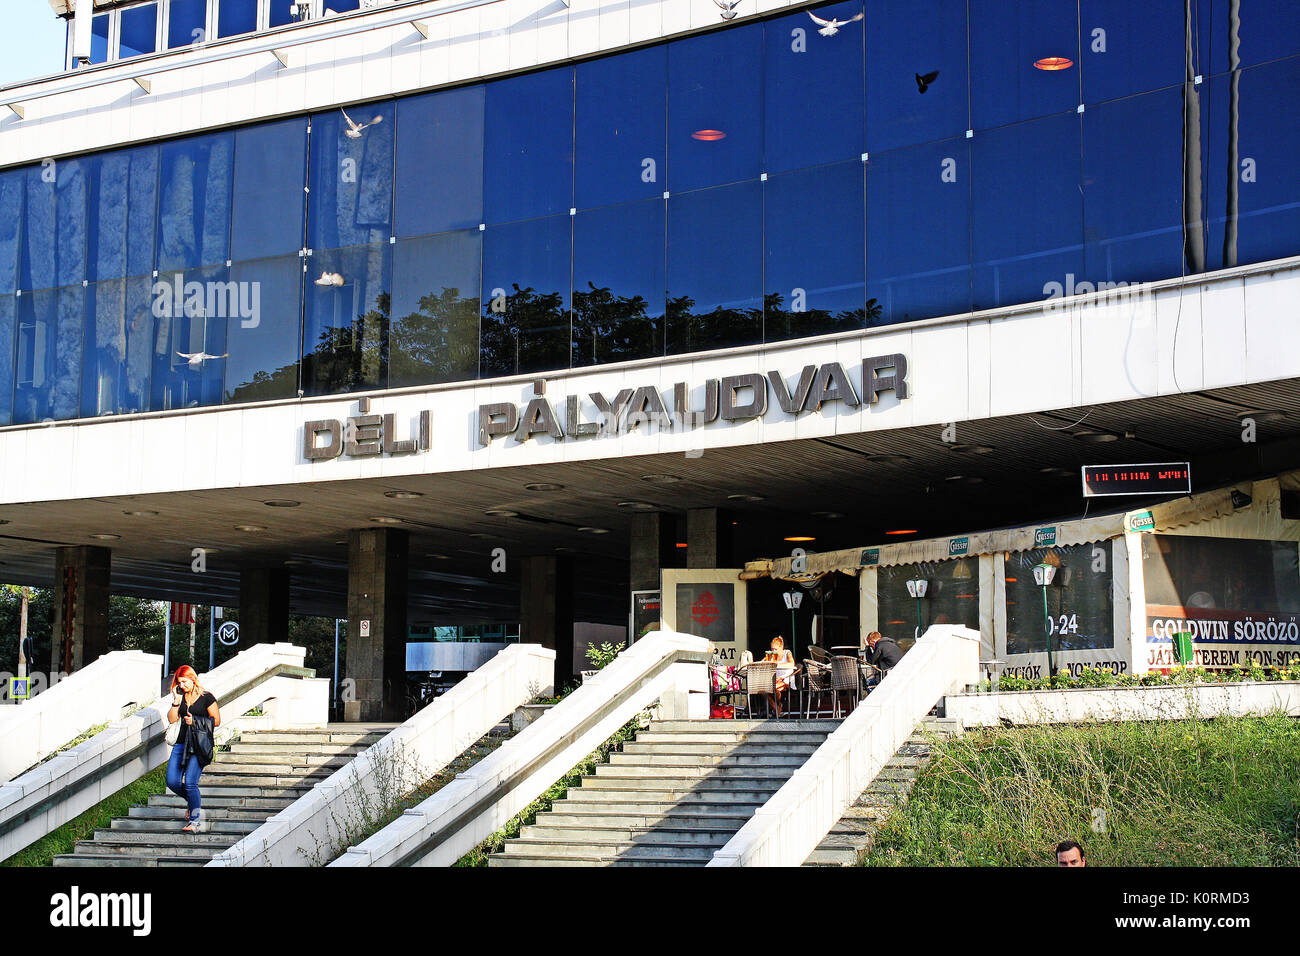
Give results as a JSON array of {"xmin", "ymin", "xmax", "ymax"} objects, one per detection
[
  {"xmin": 802, "ymin": 717, "xmax": 962, "ymax": 866},
  {"xmin": 489, "ymin": 719, "xmax": 839, "ymax": 867},
  {"xmin": 53, "ymin": 727, "xmax": 386, "ymax": 867}
]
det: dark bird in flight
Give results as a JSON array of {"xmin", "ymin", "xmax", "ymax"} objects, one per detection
[{"xmin": 915, "ymin": 70, "xmax": 939, "ymax": 94}]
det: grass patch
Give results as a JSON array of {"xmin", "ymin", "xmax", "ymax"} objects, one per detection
[
  {"xmin": 1, "ymin": 767, "xmax": 168, "ymax": 867},
  {"xmin": 863, "ymin": 714, "xmax": 1300, "ymax": 867}
]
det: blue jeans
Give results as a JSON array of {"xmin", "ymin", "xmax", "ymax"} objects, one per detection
[{"xmin": 166, "ymin": 742, "xmax": 203, "ymax": 823}]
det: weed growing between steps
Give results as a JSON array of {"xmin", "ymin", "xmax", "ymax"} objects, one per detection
[
  {"xmin": 454, "ymin": 714, "xmax": 648, "ymax": 867},
  {"xmin": 861, "ymin": 714, "xmax": 1300, "ymax": 867},
  {"xmin": 0, "ymin": 768, "xmax": 167, "ymax": 867}
]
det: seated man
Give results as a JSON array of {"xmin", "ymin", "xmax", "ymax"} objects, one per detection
[{"xmin": 863, "ymin": 631, "xmax": 904, "ymax": 688}]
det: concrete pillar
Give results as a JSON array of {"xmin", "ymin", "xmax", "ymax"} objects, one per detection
[
  {"xmin": 687, "ymin": 507, "xmax": 732, "ymax": 569},
  {"xmin": 239, "ymin": 568, "xmax": 290, "ymax": 647},
  {"xmin": 345, "ymin": 528, "xmax": 409, "ymax": 722},
  {"xmin": 51, "ymin": 546, "xmax": 111, "ymax": 674},
  {"xmin": 520, "ymin": 555, "xmax": 575, "ymax": 692},
  {"xmin": 630, "ymin": 512, "xmax": 676, "ymax": 591}
]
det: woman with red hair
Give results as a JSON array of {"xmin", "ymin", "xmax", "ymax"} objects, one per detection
[{"xmin": 165, "ymin": 665, "xmax": 222, "ymax": 832}]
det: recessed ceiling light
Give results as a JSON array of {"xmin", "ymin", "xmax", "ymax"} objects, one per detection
[
  {"xmin": 484, "ymin": 509, "xmax": 518, "ymax": 518},
  {"xmin": 727, "ymin": 494, "xmax": 765, "ymax": 503},
  {"xmin": 811, "ymin": 511, "xmax": 845, "ymax": 520},
  {"xmin": 524, "ymin": 482, "xmax": 565, "ymax": 491},
  {"xmin": 370, "ymin": 516, "xmax": 403, "ymax": 524},
  {"xmin": 469, "ymin": 532, "xmax": 493, "ymax": 539},
  {"xmin": 617, "ymin": 501, "xmax": 658, "ymax": 511},
  {"xmin": 971, "ymin": 445, "xmax": 995, "ymax": 454},
  {"xmin": 692, "ymin": 129, "xmax": 727, "ymax": 141},
  {"xmin": 90, "ymin": 533, "xmax": 120, "ymax": 540},
  {"xmin": 784, "ymin": 535, "xmax": 816, "ymax": 542},
  {"xmin": 283, "ymin": 558, "xmax": 307, "ymax": 567},
  {"xmin": 1073, "ymin": 430, "xmax": 1118, "ymax": 443},
  {"xmin": 196, "ymin": 546, "xmax": 220, "ymax": 554},
  {"xmin": 385, "ymin": 491, "xmax": 423, "ymax": 500},
  {"xmin": 235, "ymin": 524, "xmax": 267, "ymax": 532},
  {"xmin": 885, "ymin": 529, "xmax": 917, "ymax": 536},
  {"xmin": 1034, "ymin": 56, "xmax": 1074, "ymax": 71},
  {"xmin": 122, "ymin": 510, "xmax": 158, "ymax": 517},
  {"xmin": 640, "ymin": 474, "xmax": 680, "ymax": 483},
  {"xmin": 945, "ymin": 444, "xmax": 975, "ymax": 453},
  {"xmin": 1240, "ymin": 409, "xmax": 1285, "ymax": 422},
  {"xmin": 263, "ymin": 499, "xmax": 301, "ymax": 508},
  {"xmin": 675, "ymin": 542, "xmax": 689, "ymax": 548},
  {"xmin": 578, "ymin": 526, "xmax": 610, "ymax": 534},
  {"xmin": 554, "ymin": 546, "xmax": 574, "ymax": 553},
  {"xmin": 334, "ymin": 540, "xmax": 347, "ymax": 546},
  {"xmin": 871, "ymin": 454, "xmax": 911, "ymax": 464},
  {"xmin": 425, "ymin": 553, "xmax": 450, "ymax": 560}
]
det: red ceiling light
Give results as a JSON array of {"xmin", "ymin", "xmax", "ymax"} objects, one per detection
[
  {"xmin": 692, "ymin": 129, "xmax": 727, "ymax": 141},
  {"xmin": 884, "ymin": 529, "xmax": 917, "ymax": 536},
  {"xmin": 675, "ymin": 542, "xmax": 689, "ymax": 548},
  {"xmin": 1033, "ymin": 56, "xmax": 1074, "ymax": 71}
]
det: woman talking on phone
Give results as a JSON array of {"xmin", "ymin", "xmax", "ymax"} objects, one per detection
[{"xmin": 165, "ymin": 665, "xmax": 221, "ymax": 832}]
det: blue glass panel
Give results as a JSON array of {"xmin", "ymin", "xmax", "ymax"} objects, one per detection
[
  {"xmin": 217, "ymin": 0, "xmax": 258, "ymax": 39},
  {"xmin": 395, "ymin": 86, "xmax": 484, "ymax": 237},
  {"xmin": 119, "ymin": 3, "xmax": 158, "ymax": 59},
  {"xmin": 232, "ymin": 118, "xmax": 308, "ymax": 261},
  {"xmin": 575, "ymin": 47, "xmax": 666, "ymax": 209},
  {"xmin": 22, "ymin": 159, "xmax": 89, "ymax": 291},
  {"xmin": 168, "ymin": 0, "xmax": 207, "ymax": 48},
  {"xmin": 158, "ymin": 133, "xmax": 234, "ymax": 272},
  {"xmin": 150, "ymin": 265, "xmax": 230, "ymax": 409},
  {"xmin": 1205, "ymin": 57, "xmax": 1300, "ymax": 271},
  {"xmin": 324, "ymin": 0, "xmax": 361, "ymax": 12},
  {"xmin": 302, "ymin": 243, "xmax": 391, "ymax": 394},
  {"xmin": 1082, "ymin": 87, "xmax": 1184, "ymax": 285},
  {"xmin": 80, "ymin": 276, "xmax": 153, "ymax": 417},
  {"xmin": 308, "ymin": 102, "xmax": 395, "ymax": 252},
  {"xmin": 766, "ymin": 1, "xmax": 865, "ymax": 173},
  {"xmin": 1206, "ymin": 0, "xmax": 1300, "ymax": 74},
  {"xmin": 484, "ymin": 68, "xmax": 573, "ymax": 224},
  {"xmin": 765, "ymin": 162, "xmax": 866, "ymax": 341},
  {"xmin": 865, "ymin": 0, "xmax": 969, "ymax": 152},
  {"xmin": 666, "ymin": 181, "xmax": 762, "ymax": 354},
  {"xmin": 970, "ymin": 0, "xmax": 1080, "ymax": 130},
  {"xmin": 572, "ymin": 199, "xmax": 664, "ymax": 366},
  {"xmin": 867, "ymin": 138, "xmax": 971, "ymax": 323},
  {"xmin": 89, "ymin": 147, "xmax": 159, "ymax": 281},
  {"xmin": 1079, "ymin": 0, "xmax": 1184, "ymax": 104},
  {"xmin": 390, "ymin": 230, "xmax": 481, "ymax": 386},
  {"xmin": 971, "ymin": 112, "xmax": 1083, "ymax": 311},
  {"xmin": 12, "ymin": 285, "xmax": 84, "ymax": 424},
  {"xmin": 90, "ymin": 13, "xmax": 110, "ymax": 64},
  {"xmin": 225, "ymin": 256, "xmax": 302, "ymax": 402},
  {"xmin": 270, "ymin": 0, "xmax": 300, "ymax": 28},
  {"xmin": 668, "ymin": 26, "xmax": 762, "ymax": 192},
  {"xmin": 480, "ymin": 216, "xmax": 570, "ymax": 377},
  {"xmin": 0, "ymin": 295, "xmax": 12, "ymax": 426},
  {"xmin": 0, "ymin": 171, "xmax": 21, "ymax": 296}
]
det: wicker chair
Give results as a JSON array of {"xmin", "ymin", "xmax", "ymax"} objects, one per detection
[
  {"xmin": 745, "ymin": 661, "xmax": 777, "ymax": 718},
  {"xmin": 802, "ymin": 659, "xmax": 833, "ymax": 718},
  {"xmin": 808, "ymin": 644, "xmax": 831, "ymax": 665},
  {"xmin": 830, "ymin": 655, "xmax": 861, "ymax": 718}
]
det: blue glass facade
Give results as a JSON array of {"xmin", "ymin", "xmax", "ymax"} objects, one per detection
[{"xmin": 8, "ymin": 0, "xmax": 1300, "ymax": 424}]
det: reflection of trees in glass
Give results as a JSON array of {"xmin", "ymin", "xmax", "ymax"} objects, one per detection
[
  {"xmin": 572, "ymin": 281, "xmax": 662, "ymax": 367},
  {"xmin": 763, "ymin": 292, "xmax": 882, "ymax": 342},
  {"xmin": 480, "ymin": 284, "xmax": 570, "ymax": 376},
  {"xmin": 390, "ymin": 286, "xmax": 480, "ymax": 386},
  {"xmin": 302, "ymin": 291, "xmax": 389, "ymax": 395},
  {"xmin": 666, "ymin": 295, "xmax": 760, "ymax": 354}
]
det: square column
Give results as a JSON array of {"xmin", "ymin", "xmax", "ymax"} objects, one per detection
[
  {"xmin": 345, "ymin": 528, "xmax": 409, "ymax": 721},
  {"xmin": 520, "ymin": 555, "xmax": 574, "ymax": 692},
  {"xmin": 51, "ymin": 546, "xmax": 111, "ymax": 674},
  {"xmin": 687, "ymin": 507, "xmax": 732, "ymax": 569},
  {"xmin": 239, "ymin": 568, "xmax": 290, "ymax": 647},
  {"xmin": 630, "ymin": 512, "xmax": 676, "ymax": 592}
]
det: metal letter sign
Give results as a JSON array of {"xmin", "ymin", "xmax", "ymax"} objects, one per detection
[{"xmin": 217, "ymin": 621, "xmax": 240, "ymax": 646}]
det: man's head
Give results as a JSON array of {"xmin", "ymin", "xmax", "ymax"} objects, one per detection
[
  {"xmin": 1055, "ymin": 840, "xmax": 1086, "ymax": 867},
  {"xmin": 866, "ymin": 631, "xmax": 883, "ymax": 647}
]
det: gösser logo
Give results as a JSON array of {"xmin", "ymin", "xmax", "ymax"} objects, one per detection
[{"xmin": 50, "ymin": 886, "xmax": 152, "ymax": 936}]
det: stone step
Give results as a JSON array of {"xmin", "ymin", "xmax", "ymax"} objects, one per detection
[
  {"xmin": 86, "ymin": 828, "xmax": 243, "ymax": 847},
  {"xmin": 131, "ymin": 804, "xmax": 273, "ymax": 822},
  {"xmin": 111, "ymin": 817, "xmax": 261, "ymax": 834},
  {"xmin": 227, "ymin": 742, "xmax": 373, "ymax": 756},
  {"xmin": 519, "ymin": 824, "xmax": 736, "ymax": 846},
  {"xmin": 563, "ymin": 785, "xmax": 778, "ymax": 804},
  {"xmin": 539, "ymin": 809, "xmax": 754, "ymax": 829},
  {"xmin": 53, "ymin": 854, "xmax": 207, "ymax": 867},
  {"xmin": 199, "ymin": 773, "xmax": 330, "ymax": 788},
  {"xmin": 606, "ymin": 751, "xmax": 808, "ymax": 769},
  {"xmin": 635, "ymin": 729, "xmax": 834, "ymax": 746},
  {"xmin": 804, "ymin": 847, "xmax": 861, "ymax": 867},
  {"xmin": 501, "ymin": 839, "xmax": 717, "ymax": 862},
  {"xmin": 204, "ymin": 762, "xmax": 342, "ymax": 777},
  {"xmin": 68, "ymin": 840, "xmax": 221, "ymax": 859},
  {"xmin": 215, "ymin": 750, "xmax": 361, "ymax": 766},
  {"xmin": 649, "ymin": 720, "xmax": 838, "ymax": 733},
  {"xmin": 148, "ymin": 793, "xmax": 298, "ymax": 810},
  {"xmin": 233, "ymin": 731, "xmax": 384, "ymax": 745},
  {"xmin": 621, "ymin": 740, "xmax": 821, "ymax": 757},
  {"xmin": 169, "ymin": 783, "xmax": 316, "ymax": 799},
  {"xmin": 487, "ymin": 854, "xmax": 701, "ymax": 867},
  {"xmin": 589, "ymin": 767, "xmax": 792, "ymax": 784}
]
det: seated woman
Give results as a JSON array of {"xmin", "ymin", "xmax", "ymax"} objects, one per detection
[{"xmin": 762, "ymin": 636, "xmax": 797, "ymax": 717}]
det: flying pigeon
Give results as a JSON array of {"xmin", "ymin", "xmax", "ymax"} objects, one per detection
[
  {"xmin": 176, "ymin": 351, "xmax": 227, "ymax": 369},
  {"xmin": 714, "ymin": 0, "xmax": 741, "ymax": 20},
  {"xmin": 315, "ymin": 272, "xmax": 346, "ymax": 287},
  {"xmin": 915, "ymin": 70, "xmax": 940, "ymax": 93},
  {"xmin": 341, "ymin": 108, "xmax": 383, "ymax": 139},
  {"xmin": 808, "ymin": 10, "xmax": 863, "ymax": 36}
]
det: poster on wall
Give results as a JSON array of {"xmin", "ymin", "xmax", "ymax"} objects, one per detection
[
  {"xmin": 630, "ymin": 590, "xmax": 661, "ymax": 644},
  {"xmin": 1142, "ymin": 534, "xmax": 1300, "ymax": 669},
  {"xmin": 659, "ymin": 570, "xmax": 748, "ymax": 666},
  {"xmin": 1003, "ymin": 541, "xmax": 1120, "ymax": 678}
]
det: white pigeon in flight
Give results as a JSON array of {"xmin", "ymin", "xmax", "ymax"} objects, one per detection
[
  {"xmin": 176, "ymin": 351, "xmax": 227, "ymax": 369},
  {"xmin": 808, "ymin": 10, "xmax": 863, "ymax": 36},
  {"xmin": 315, "ymin": 271, "xmax": 345, "ymax": 287},
  {"xmin": 341, "ymin": 108, "xmax": 383, "ymax": 139},
  {"xmin": 714, "ymin": 0, "xmax": 741, "ymax": 20}
]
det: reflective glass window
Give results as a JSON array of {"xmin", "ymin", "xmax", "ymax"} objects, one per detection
[
  {"xmin": 575, "ymin": 47, "xmax": 667, "ymax": 209},
  {"xmin": 302, "ymin": 243, "xmax": 391, "ymax": 394},
  {"xmin": 572, "ymin": 198, "xmax": 665, "ymax": 367},
  {"xmin": 225, "ymin": 256, "xmax": 302, "ymax": 403},
  {"xmin": 167, "ymin": 0, "xmax": 207, "ymax": 48},
  {"xmin": 668, "ymin": 25, "xmax": 762, "ymax": 192},
  {"xmin": 270, "ymin": 0, "xmax": 300, "ymax": 28},
  {"xmin": 0, "ymin": 171, "xmax": 21, "ymax": 296},
  {"xmin": 390, "ymin": 230, "xmax": 481, "ymax": 387},
  {"xmin": 81, "ymin": 276, "xmax": 153, "ymax": 417},
  {"xmin": 970, "ymin": 0, "xmax": 1080, "ymax": 130},
  {"xmin": 867, "ymin": 137, "xmax": 971, "ymax": 323},
  {"xmin": 971, "ymin": 113, "xmax": 1083, "ymax": 311},
  {"xmin": 666, "ymin": 181, "xmax": 762, "ymax": 355},
  {"xmin": 865, "ymin": 0, "xmax": 969, "ymax": 152},
  {"xmin": 484, "ymin": 68, "xmax": 574, "ymax": 224},
  {"xmin": 1082, "ymin": 87, "xmax": 1184, "ymax": 285},
  {"xmin": 22, "ymin": 159, "xmax": 89, "ymax": 292},
  {"xmin": 1204, "ymin": 57, "xmax": 1300, "ymax": 271},
  {"xmin": 0, "ymin": 295, "xmax": 13, "ymax": 426},
  {"xmin": 158, "ymin": 133, "xmax": 234, "ymax": 273},
  {"xmin": 12, "ymin": 286, "xmax": 84, "ymax": 424},
  {"xmin": 324, "ymin": 0, "xmax": 361, "ymax": 12},
  {"xmin": 1006, "ymin": 542, "xmax": 1115, "ymax": 655},
  {"xmin": 90, "ymin": 13, "xmax": 110, "ymax": 64},
  {"xmin": 308, "ymin": 102, "xmax": 395, "ymax": 252},
  {"xmin": 766, "ymin": 1, "xmax": 864, "ymax": 173},
  {"xmin": 232, "ymin": 118, "xmax": 308, "ymax": 261},
  {"xmin": 1079, "ymin": 0, "xmax": 1184, "ymax": 104},
  {"xmin": 119, "ymin": 3, "xmax": 158, "ymax": 60},
  {"xmin": 89, "ymin": 147, "xmax": 159, "ymax": 282},
  {"xmin": 480, "ymin": 216, "xmax": 571, "ymax": 377},
  {"xmin": 395, "ymin": 87, "xmax": 484, "ymax": 238},
  {"xmin": 765, "ymin": 162, "xmax": 866, "ymax": 342},
  {"xmin": 217, "ymin": 0, "xmax": 259, "ymax": 39},
  {"xmin": 149, "ymin": 266, "xmax": 229, "ymax": 410},
  {"xmin": 1206, "ymin": 0, "xmax": 1300, "ymax": 74}
]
